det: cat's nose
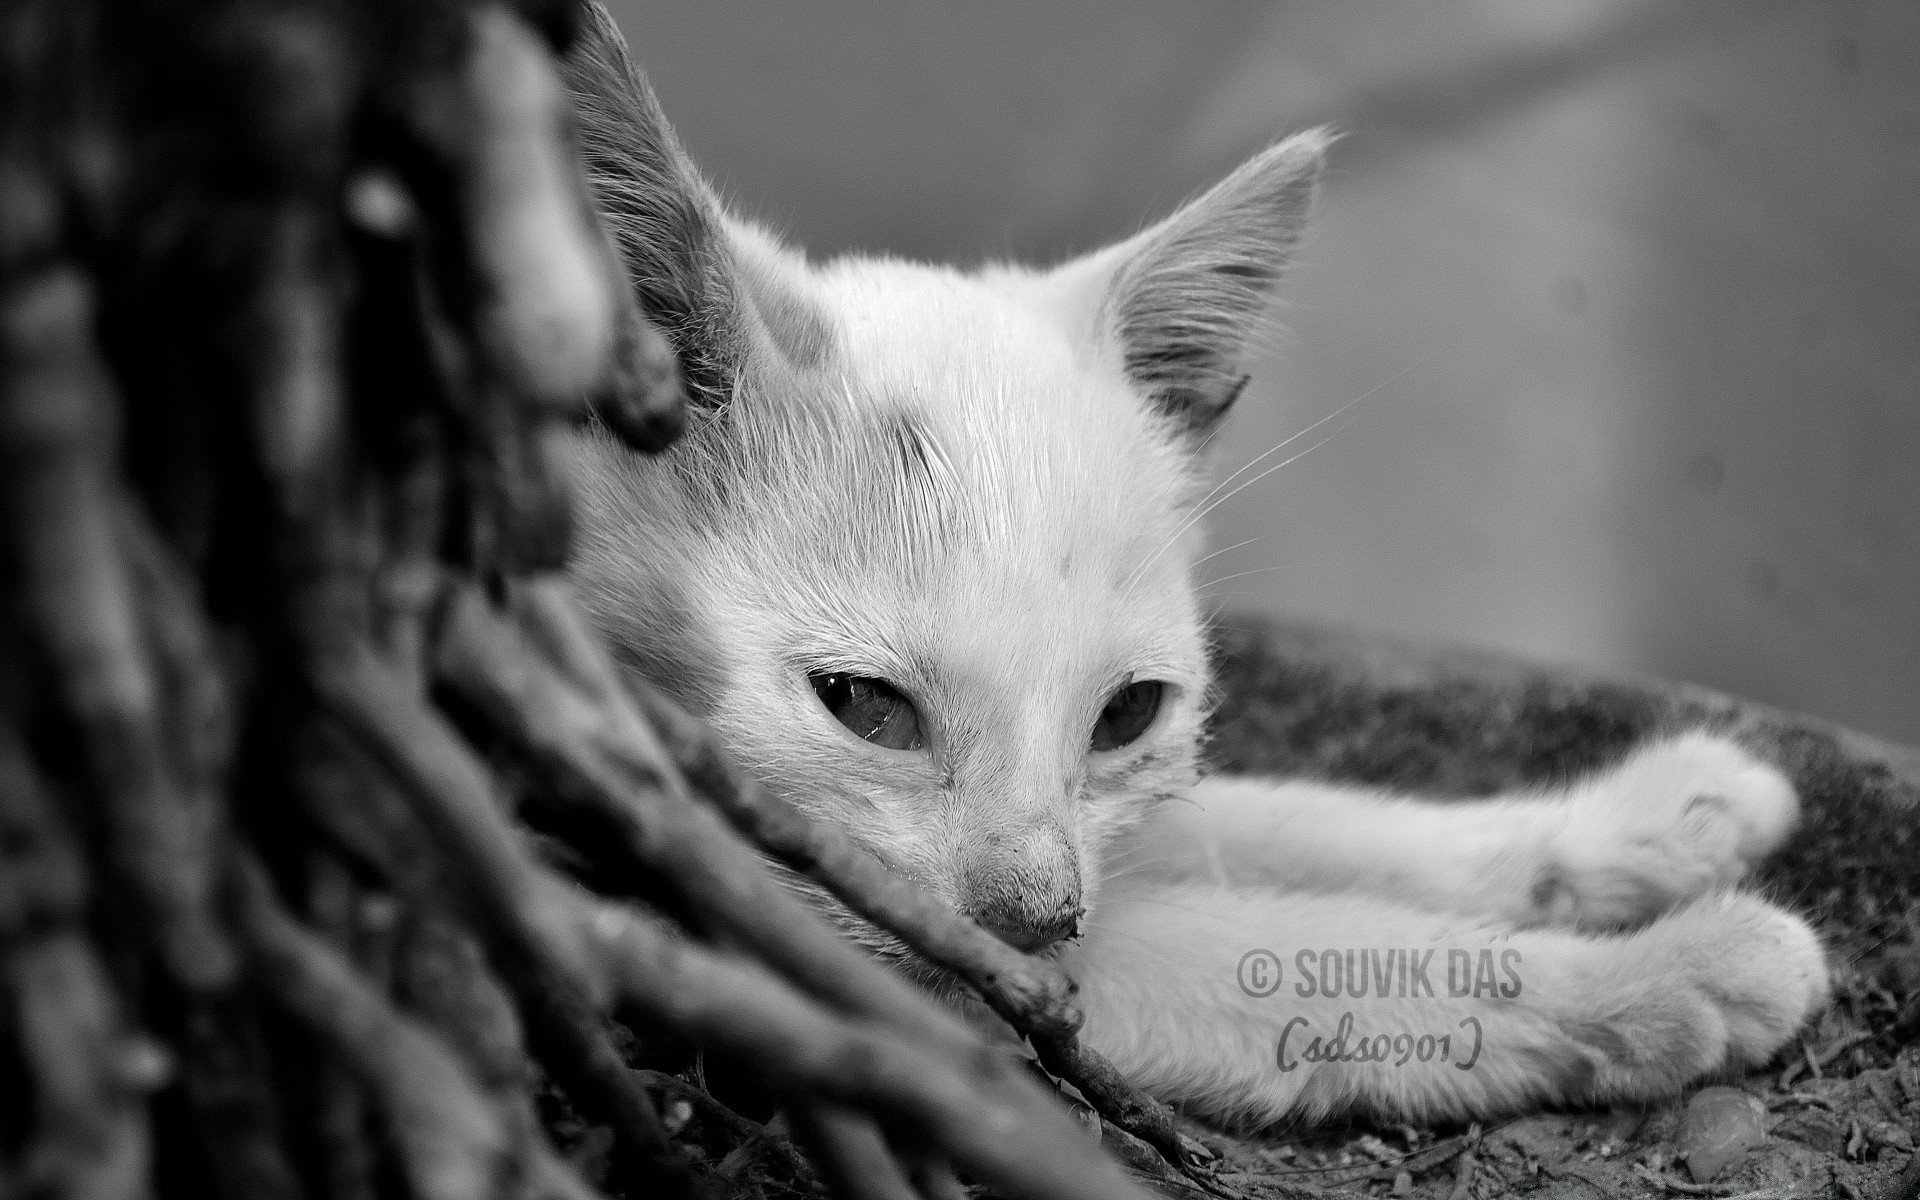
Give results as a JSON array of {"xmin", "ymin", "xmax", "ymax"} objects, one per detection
[
  {"xmin": 957, "ymin": 821, "xmax": 1083, "ymax": 952},
  {"xmin": 968, "ymin": 896, "xmax": 1084, "ymax": 953}
]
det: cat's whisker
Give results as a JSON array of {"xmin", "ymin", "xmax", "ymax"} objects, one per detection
[
  {"xmin": 1121, "ymin": 401, "xmax": 1366, "ymax": 601},
  {"xmin": 1073, "ymin": 916, "xmax": 1176, "ymax": 952},
  {"xmin": 1182, "ymin": 388, "xmax": 1371, "ymax": 529},
  {"xmin": 1093, "ymin": 846, "xmax": 1179, "ymax": 875},
  {"xmin": 1077, "ymin": 900, "xmax": 1231, "ymax": 945},
  {"xmin": 1193, "ymin": 565, "xmax": 1291, "ymax": 593},
  {"xmin": 1195, "ymin": 593, "xmax": 1282, "ymax": 609},
  {"xmin": 1121, "ymin": 356, "xmax": 1423, "ymax": 601},
  {"xmin": 1183, "ymin": 405, "xmax": 1365, "ymax": 531},
  {"xmin": 1185, "ymin": 535, "xmax": 1263, "ymax": 576}
]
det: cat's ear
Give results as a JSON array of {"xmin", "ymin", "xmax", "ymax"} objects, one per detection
[
  {"xmin": 561, "ymin": 4, "xmax": 749, "ymax": 407},
  {"xmin": 1049, "ymin": 129, "xmax": 1330, "ymax": 440}
]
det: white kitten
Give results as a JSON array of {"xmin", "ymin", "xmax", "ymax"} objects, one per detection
[{"xmin": 558, "ymin": 6, "xmax": 1827, "ymax": 1128}]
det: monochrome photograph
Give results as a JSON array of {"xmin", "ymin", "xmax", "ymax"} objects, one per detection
[{"xmin": 0, "ymin": 2, "xmax": 1914, "ymax": 1198}]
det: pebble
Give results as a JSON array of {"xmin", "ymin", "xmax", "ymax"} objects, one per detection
[{"xmin": 1677, "ymin": 1086, "xmax": 1770, "ymax": 1182}]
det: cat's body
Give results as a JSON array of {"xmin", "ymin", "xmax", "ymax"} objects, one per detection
[{"xmin": 559, "ymin": 7, "xmax": 1828, "ymax": 1129}]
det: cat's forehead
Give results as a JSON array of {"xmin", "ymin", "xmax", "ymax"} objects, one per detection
[
  {"xmin": 813, "ymin": 256, "xmax": 1092, "ymax": 392},
  {"xmin": 697, "ymin": 253, "xmax": 1205, "ymax": 660},
  {"xmin": 794, "ymin": 257, "xmax": 1196, "ymax": 533}
]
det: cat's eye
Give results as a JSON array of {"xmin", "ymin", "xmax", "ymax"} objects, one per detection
[
  {"xmin": 809, "ymin": 672, "xmax": 926, "ymax": 751},
  {"xmin": 1090, "ymin": 679, "xmax": 1165, "ymax": 752}
]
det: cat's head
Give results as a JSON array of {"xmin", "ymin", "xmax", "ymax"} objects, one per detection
[{"xmin": 559, "ymin": 7, "xmax": 1324, "ymax": 978}]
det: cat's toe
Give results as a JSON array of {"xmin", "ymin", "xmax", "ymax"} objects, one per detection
[
  {"xmin": 1611, "ymin": 732, "xmax": 1799, "ymax": 863},
  {"xmin": 1572, "ymin": 892, "xmax": 1827, "ymax": 1103},
  {"xmin": 1538, "ymin": 733, "xmax": 1799, "ymax": 930},
  {"xmin": 1689, "ymin": 892, "xmax": 1829, "ymax": 1064}
]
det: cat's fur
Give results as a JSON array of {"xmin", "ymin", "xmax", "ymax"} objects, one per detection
[{"xmin": 557, "ymin": 8, "xmax": 1828, "ymax": 1127}]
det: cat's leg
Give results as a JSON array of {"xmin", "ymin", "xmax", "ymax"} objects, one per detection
[
  {"xmin": 1122, "ymin": 731, "xmax": 1797, "ymax": 931},
  {"xmin": 1064, "ymin": 880, "xmax": 1826, "ymax": 1128}
]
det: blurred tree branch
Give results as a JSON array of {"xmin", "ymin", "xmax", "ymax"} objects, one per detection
[{"xmin": 0, "ymin": 1, "xmax": 1191, "ymax": 1197}]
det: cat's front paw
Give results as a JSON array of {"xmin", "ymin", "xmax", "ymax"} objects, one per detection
[
  {"xmin": 1529, "ymin": 732, "xmax": 1798, "ymax": 931},
  {"xmin": 1572, "ymin": 891, "xmax": 1827, "ymax": 1102}
]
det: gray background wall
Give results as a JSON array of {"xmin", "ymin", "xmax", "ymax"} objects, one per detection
[{"xmin": 606, "ymin": 1, "xmax": 1920, "ymax": 744}]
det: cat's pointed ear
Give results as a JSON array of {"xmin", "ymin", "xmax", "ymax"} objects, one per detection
[
  {"xmin": 560, "ymin": 4, "xmax": 747, "ymax": 407},
  {"xmin": 1052, "ymin": 129, "xmax": 1330, "ymax": 440}
]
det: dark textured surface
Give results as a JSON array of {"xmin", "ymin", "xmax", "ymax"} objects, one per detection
[{"xmin": 1204, "ymin": 615, "xmax": 1920, "ymax": 955}]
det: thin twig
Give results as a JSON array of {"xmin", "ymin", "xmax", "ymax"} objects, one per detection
[
  {"xmin": 628, "ymin": 1070, "xmax": 817, "ymax": 1189},
  {"xmin": 1778, "ymin": 1029, "xmax": 1875, "ymax": 1091}
]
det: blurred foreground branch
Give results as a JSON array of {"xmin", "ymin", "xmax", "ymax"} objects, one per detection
[{"xmin": 0, "ymin": 0, "xmax": 1187, "ymax": 1196}]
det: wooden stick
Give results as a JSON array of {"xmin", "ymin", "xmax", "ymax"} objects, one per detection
[
  {"xmin": 399, "ymin": 5, "xmax": 619, "ymax": 412},
  {"xmin": 1034, "ymin": 1031, "xmax": 1189, "ymax": 1170},
  {"xmin": 0, "ymin": 729, "xmax": 162, "ymax": 1200},
  {"xmin": 630, "ymin": 1070, "xmax": 819, "ymax": 1190},
  {"xmin": 304, "ymin": 649, "xmax": 697, "ymax": 1196},
  {"xmin": 8, "ymin": 936, "xmax": 161, "ymax": 1200},
  {"xmin": 792, "ymin": 1104, "xmax": 922, "ymax": 1200},
  {"xmin": 306, "ymin": 855, "xmax": 380, "ymax": 1200},
  {"xmin": 232, "ymin": 849, "xmax": 512, "ymax": 1200},
  {"xmin": 176, "ymin": 995, "xmax": 306, "ymax": 1200},
  {"xmin": 0, "ymin": 261, "xmax": 234, "ymax": 993}
]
